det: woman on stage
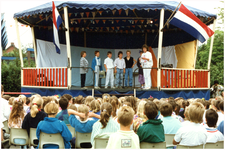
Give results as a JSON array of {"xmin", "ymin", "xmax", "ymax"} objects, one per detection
[{"xmin": 140, "ymin": 44, "xmax": 153, "ymax": 90}]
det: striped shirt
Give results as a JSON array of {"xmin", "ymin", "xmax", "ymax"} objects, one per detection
[{"xmin": 91, "ymin": 117, "xmax": 120, "ymax": 145}]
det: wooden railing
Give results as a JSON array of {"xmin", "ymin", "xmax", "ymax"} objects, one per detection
[
  {"xmin": 23, "ymin": 67, "xmax": 68, "ymax": 88},
  {"xmin": 161, "ymin": 68, "xmax": 208, "ymax": 89}
]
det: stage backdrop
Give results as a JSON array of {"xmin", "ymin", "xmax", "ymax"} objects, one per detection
[{"xmin": 36, "ymin": 39, "xmax": 196, "ymax": 87}]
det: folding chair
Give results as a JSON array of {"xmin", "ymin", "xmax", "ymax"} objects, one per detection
[
  {"xmin": 9, "ymin": 128, "xmax": 29, "ymax": 146},
  {"xmin": 2, "ymin": 120, "xmax": 9, "ymax": 134},
  {"xmin": 94, "ymin": 138, "xmax": 109, "ymax": 149},
  {"xmin": 165, "ymin": 134, "xmax": 176, "ymax": 148},
  {"xmin": 29, "ymin": 128, "xmax": 38, "ymax": 147},
  {"xmin": 39, "ymin": 132, "xmax": 65, "ymax": 149},
  {"xmin": 204, "ymin": 141, "xmax": 224, "ymax": 149},
  {"xmin": 75, "ymin": 132, "xmax": 92, "ymax": 148},
  {"xmin": 176, "ymin": 144, "xmax": 204, "ymax": 149},
  {"xmin": 140, "ymin": 142, "xmax": 166, "ymax": 149},
  {"xmin": 66, "ymin": 124, "xmax": 76, "ymax": 137},
  {"xmin": 1, "ymin": 139, "xmax": 10, "ymax": 149}
]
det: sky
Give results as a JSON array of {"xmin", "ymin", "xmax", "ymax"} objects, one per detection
[{"xmin": 0, "ymin": 0, "xmax": 224, "ymax": 49}]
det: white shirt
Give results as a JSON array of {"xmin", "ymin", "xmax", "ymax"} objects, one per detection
[
  {"xmin": 204, "ymin": 126, "xmax": 224, "ymax": 143},
  {"xmin": 106, "ymin": 130, "xmax": 140, "ymax": 149},
  {"xmin": 114, "ymin": 58, "xmax": 126, "ymax": 69},
  {"xmin": 141, "ymin": 51, "xmax": 153, "ymax": 68},
  {"xmin": 174, "ymin": 122, "xmax": 207, "ymax": 146},
  {"xmin": 1, "ymin": 98, "xmax": 10, "ymax": 122},
  {"xmin": 95, "ymin": 56, "xmax": 100, "ymax": 66},
  {"xmin": 104, "ymin": 57, "xmax": 114, "ymax": 69},
  {"xmin": 217, "ymin": 112, "xmax": 224, "ymax": 127}
]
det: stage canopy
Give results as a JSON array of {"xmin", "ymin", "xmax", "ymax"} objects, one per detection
[{"xmin": 14, "ymin": 1, "xmax": 217, "ymax": 49}]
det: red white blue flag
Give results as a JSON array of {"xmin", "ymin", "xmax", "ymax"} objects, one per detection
[
  {"xmin": 169, "ymin": 4, "xmax": 214, "ymax": 43},
  {"xmin": 52, "ymin": 1, "xmax": 63, "ymax": 54}
]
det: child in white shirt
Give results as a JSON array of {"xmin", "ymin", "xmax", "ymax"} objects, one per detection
[
  {"xmin": 114, "ymin": 51, "xmax": 126, "ymax": 88},
  {"xmin": 106, "ymin": 106, "xmax": 140, "ymax": 149},
  {"xmin": 104, "ymin": 51, "xmax": 115, "ymax": 89},
  {"xmin": 204, "ymin": 109, "xmax": 224, "ymax": 143},
  {"xmin": 173, "ymin": 102, "xmax": 207, "ymax": 146}
]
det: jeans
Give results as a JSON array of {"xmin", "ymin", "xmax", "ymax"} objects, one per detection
[
  {"xmin": 125, "ymin": 68, "xmax": 133, "ymax": 87},
  {"xmin": 116, "ymin": 68, "xmax": 123, "ymax": 87}
]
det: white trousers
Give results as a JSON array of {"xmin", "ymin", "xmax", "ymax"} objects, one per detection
[
  {"xmin": 95, "ymin": 66, "xmax": 100, "ymax": 87},
  {"xmin": 105, "ymin": 68, "xmax": 114, "ymax": 87},
  {"xmin": 143, "ymin": 68, "xmax": 152, "ymax": 88}
]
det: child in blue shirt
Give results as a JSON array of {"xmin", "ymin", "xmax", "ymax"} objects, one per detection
[
  {"xmin": 89, "ymin": 100, "xmax": 101, "ymax": 120},
  {"xmin": 56, "ymin": 97, "xmax": 70, "ymax": 124},
  {"xmin": 36, "ymin": 101, "xmax": 72, "ymax": 149}
]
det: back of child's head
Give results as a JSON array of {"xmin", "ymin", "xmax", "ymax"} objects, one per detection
[
  {"xmin": 42, "ymin": 97, "xmax": 51, "ymax": 110},
  {"xmin": 26, "ymin": 97, "xmax": 31, "ymax": 106},
  {"xmin": 44, "ymin": 101, "xmax": 59, "ymax": 115},
  {"xmin": 96, "ymin": 97, "xmax": 102, "ymax": 105},
  {"xmin": 59, "ymin": 97, "xmax": 69, "ymax": 110},
  {"xmin": 184, "ymin": 106, "xmax": 190, "ymax": 120},
  {"xmin": 90, "ymin": 100, "xmax": 100, "ymax": 113},
  {"xmin": 110, "ymin": 96, "xmax": 119, "ymax": 117},
  {"xmin": 188, "ymin": 102, "xmax": 205, "ymax": 123},
  {"xmin": 203, "ymin": 100, "xmax": 210, "ymax": 109},
  {"xmin": 75, "ymin": 95, "xmax": 84, "ymax": 104},
  {"xmin": 125, "ymin": 96, "xmax": 137, "ymax": 114},
  {"xmin": 123, "ymin": 101, "xmax": 132, "ymax": 107},
  {"xmin": 62, "ymin": 94, "xmax": 73, "ymax": 104},
  {"xmin": 219, "ymin": 101, "xmax": 224, "ymax": 112},
  {"xmin": 100, "ymin": 102, "xmax": 112, "ymax": 129},
  {"xmin": 85, "ymin": 96, "xmax": 95, "ymax": 107},
  {"xmin": 137, "ymin": 100, "xmax": 147, "ymax": 119},
  {"xmin": 148, "ymin": 97, "xmax": 154, "ymax": 101},
  {"xmin": 30, "ymin": 96, "xmax": 43, "ymax": 118},
  {"xmin": 18, "ymin": 94, "xmax": 26, "ymax": 104},
  {"xmin": 168, "ymin": 99, "xmax": 176, "ymax": 111},
  {"xmin": 153, "ymin": 99, "xmax": 162, "ymax": 111},
  {"xmin": 49, "ymin": 96, "xmax": 59, "ymax": 104},
  {"xmin": 144, "ymin": 101, "xmax": 158, "ymax": 119},
  {"xmin": 8, "ymin": 97, "xmax": 15, "ymax": 105},
  {"xmin": 160, "ymin": 102, "xmax": 173, "ymax": 117},
  {"xmin": 102, "ymin": 94, "xmax": 111, "ymax": 103},
  {"xmin": 175, "ymin": 103, "xmax": 181, "ymax": 115},
  {"xmin": 9, "ymin": 98, "xmax": 25, "ymax": 125},
  {"xmin": 168, "ymin": 97, "xmax": 175, "ymax": 101},
  {"xmin": 117, "ymin": 106, "xmax": 134, "ymax": 127},
  {"xmin": 206, "ymin": 109, "xmax": 218, "ymax": 127},
  {"xmin": 77, "ymin": 104, "xmax": 89, "ymax": 116},
  {"xmin": 3, "ymin": 95, "xmax": 11, "ymax": 100},
  {"xmin": 68, "ymin": 104, "xmax": 77, "ymax": 111}
]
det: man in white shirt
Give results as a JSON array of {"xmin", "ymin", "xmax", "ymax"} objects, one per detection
[
  {"xmin": 104, "ymin": 51, "xmax": 115, "ymax": 89},
  {"xmin": 140, "ymin": 44, "xmax": 153, "ymax": 90},
  {"xmin": 114, "ymin": 51, "xmax": 126, "ymax": 88}
]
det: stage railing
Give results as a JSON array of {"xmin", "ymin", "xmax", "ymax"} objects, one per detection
[
  {"xmin": 161, "ymin": 68, "xmax": 209, "ymax": 89},
  {"xmin": 22, "ymin": 67, "xmax": 68, "ymax": 88}
]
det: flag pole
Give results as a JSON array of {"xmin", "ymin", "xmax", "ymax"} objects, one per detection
[{"xmin": 160, "ymin": 2, "xmax": 182, "ymax": 32}]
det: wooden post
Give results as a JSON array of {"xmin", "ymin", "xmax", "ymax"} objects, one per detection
[
  {"xmin": 64, "ymin": 7, "xmax": 72, "ymax": 89},
  {"xmin": 194, "ymin": 40, "xmax": 199, "ymax": 68},
  {"xmin": 31, "ymin": 27, "xmax": 38, "ymax": 66},
  {"xmin": 157, "ymin": 8, "xmax": 165, "ymax": 90},
  {"xmin": 207, "ymin": 19, "xmax": 216, "ymax": 88}
]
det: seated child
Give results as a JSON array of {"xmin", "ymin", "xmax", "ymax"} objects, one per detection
[
  {"xmin": 173, "ymin": 102, "xmax": 207, "ymax": 146},
  {"xmin": 133, "ymin": 100, "xmax": 147, "ymax": 133},
  {"xmin": 69, "ymin": 104, "xmax": 98, "ymax": 133},
  {"xmin": 62, "ymin": 94, "xmax": 73, "ymax": 105},
  {"xmin": 217, "ymin": 101, "xmax": 224, "ymax": 135},
  {"xmin": 91, "ymin": 102, "xmax": 120, "ymax": 146},
  {"xmin": 168, "ymin": 100, "xmax": 184, "ymax": 122},
  {"xmin": 56, "ymin": 97, "xmax": 70, "ymax": 124},
  {"xmin": 36, "ymin": 101, "xmax": 72, "ymax": 149},
  {"xmin": 90, "ymin": 100, "xmax": 101, "ymax": 120},
  {"xmin": 137, "ymin": 101, "xmax": 165, "ymax": 143},
  {"xmin": 74, "ymin": 95, "xmax": 84, "ymax": 108},
  {"xmin": 160, "ymin": 102, "xmax": 182, "ymax": 134},
  {"xmin": 106, "ymin": 106, "xmax": 140, "ymax": 149},
  {"xmin": 205, "ymin": 109, "xmax": 224, "ymax": 143},
  {"xmin": 85, "ymin": 96, "xmax": 95, "ymax": 110}
]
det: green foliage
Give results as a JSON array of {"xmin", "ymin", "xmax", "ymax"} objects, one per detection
[{"xmin": 195, "ymin": 30, "xmax": 224, "ymax": 86}]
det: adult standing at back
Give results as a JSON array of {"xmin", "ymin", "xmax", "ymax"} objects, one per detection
[
  {"xmin": 124, "ymin": 50, "xmax": 137, "ymax": 88},
  {"xmin": 140, "ymin": 44, "xmax": 153, "ymax": 90}
]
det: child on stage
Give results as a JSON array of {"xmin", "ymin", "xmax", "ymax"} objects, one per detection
[
  {"xmin": 137, "ymin": 50, "xmax": 145, "ymax": 89},
  {"xmin": 114, "ymin": 51, "xmax": 126, "ymax": 88},
  {"xmin": 91, "ymin": 51, "xmax": 103, "ymax": 89},
  {"xmin": 104, "ymin": 51, "xmax": 115, "ymax": 89},
  {"xmin": 80, "ymin": 51, "xmax": 88, "ymax": 89}
]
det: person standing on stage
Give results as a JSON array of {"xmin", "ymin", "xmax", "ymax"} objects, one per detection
[
  {"xmin": 210, "ymin": 80, "xmax": 224, "ymax": 98},
  {"xmin": 104, "ymin": 51, "xmax": 115, "ymax": 89},
  {"xmin": 91, "ymin": 51, "xmax": 103, "ymax": 89},
  {"xmin": 124, "ymin": 50, "xmax": 137, "ymax": 88},
  {"xmin": 80, "ymin": 51, "xmax": 88, "ymax": 89},
  {"xmin": 141, "ymin": 44, "xmax": 153, "ymax": 90},
  {"xmin": 137, "ymin": 50, "xmax": 145, "ymax": 89},
  {"xmin": 114, "ymin": 51, "xmax": 126, "ymax": 89}
]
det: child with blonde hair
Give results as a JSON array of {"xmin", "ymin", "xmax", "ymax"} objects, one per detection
[
  {"xmin": 8, "ymin": 98, "xmax": 27, "ymax": 148},
  {"xmin": 90, "ymin": 100, "xmax": 101, "ymax": 120},
  {"xmin": 133, "ymin": 100, "xmax": 147, "ymax": 133},
  {"xmin": 36, "ymin": 101, "xmax": 72, "ymax": 149},
  {"xmin": 173, "ymin": 102, "xmax": 207, "ymax": 146},
  {"xmin": 85, "ymin": 96, "xmax": 95, "ymax": 109},
  {"xmin": 102, "ymin": 93, "xmax": 111, "ymax": 103},
  {"xmin": 74, "ymin": 95, "xmax": 84, "ymax": 108},
  {"xmin": 106, "ymin": 106, "xmax": 140, "ymax": 149},
  {"xmin": 91, "ymin": 102, "xmax": 120, "ymax": 147},
  {"xmin": 110, "ymin": 96, "xmax": 119, "ymax": 118}
]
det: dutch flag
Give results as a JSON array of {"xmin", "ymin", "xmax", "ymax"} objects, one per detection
[
  {"xmin": 169, "ymin": 4, "xmax": 214, "ymax": 43},
  {"xmin": 52, "ymin": 1, "xmax": 63, "ymax": 54}
]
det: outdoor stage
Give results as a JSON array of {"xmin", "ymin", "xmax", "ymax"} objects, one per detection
[{"xmin": 21, "ymin": 86, "xmax": 210, "ymax": 100}]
